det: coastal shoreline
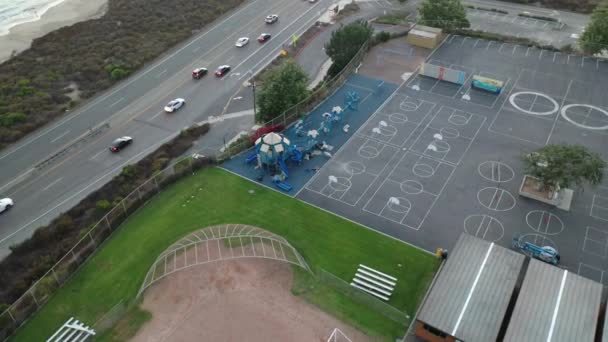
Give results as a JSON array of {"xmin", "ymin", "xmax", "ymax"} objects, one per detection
[{"xmin": 0, "ymin": 0, "xmax": 108, "ymax": 63}]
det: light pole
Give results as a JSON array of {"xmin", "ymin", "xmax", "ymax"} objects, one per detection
[{"xmin": 252, "ymin": 80, "xmax": 257, "ymax": 119}]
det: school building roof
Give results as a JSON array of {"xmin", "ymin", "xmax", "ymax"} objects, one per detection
[
  {"xmin": 504, "ymin": 259, "xmax": 602, "ymax": 342},
  {"xmin": 417, "ymin": 234, "xmax": 525, "ymax": 342}
]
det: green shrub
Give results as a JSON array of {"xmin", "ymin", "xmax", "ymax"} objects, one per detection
[
  {"xmin": 374, "ymin": 31, "xmax": 391, "ymax": 44},
  {"xmin": 96, "ymin": 200, "xmax": 112, "ymax": 211},
  {"xmin": 110, "ymin": 68, "xmax": 130, "ymax": 80},
  {"xmin": 0, "ymin": 112, "xmax": 27, "ymax": 128}
]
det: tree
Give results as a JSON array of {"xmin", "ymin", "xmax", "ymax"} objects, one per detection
[
  {"xmin": 418, "ymin": 0, "xmax": 470, "ymax": 30},
  {"xmin": 580, "ymin": 2, "xmax": 608, "ymax": 54},
  {"xmin": 523, "ymin": 144, "xmax": 605, "ymax": 190},
  {"xmin": 256, "ymin": 60, "xmax": 309, "ymax": 123},
  {"xmin": 324, "ymin": 20, "xmax": 373, "ymax": 77}
]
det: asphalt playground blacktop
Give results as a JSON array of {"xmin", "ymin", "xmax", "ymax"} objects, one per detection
[{"xmin": 226, "ymin": 35, "xmax": 608, "ymax": 285}]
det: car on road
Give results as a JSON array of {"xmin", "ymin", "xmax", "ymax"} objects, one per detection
[
  {"xmin": 215, "ymin": 65, "xmax": 231, "ymax": 77},
  {"xmin": 265, "ymin": 14, "xmax": 279, "ymax": 24},
  {"xmin": 164, "ymin": 98, "xmax": 185, "ymax": 113},
  {"xmin": 109, "ymin": 136, "xmax": 133, "ymax": 152},
  {"xmin": 258, "ymin": 33, "xmax": 271, "ymax": 43},
  {"xmin": 192, "ymin": 68, "xmax": 208, "ymax": 79},
  {"xmin": 235, "ymin": 37, "xmax": 249, "ymax": 47},
  {"xmin": 0, "ymin": 198, "xmax": 13, "ymax": 214}
]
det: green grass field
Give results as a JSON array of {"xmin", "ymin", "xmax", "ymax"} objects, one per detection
[{"xmin": 12, "ymin": 167, "xmax": 438, "ymax": 341}]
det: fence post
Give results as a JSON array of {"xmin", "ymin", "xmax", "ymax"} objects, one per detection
[
  {"xmin": 30, "ymin": 290, "xmax": 39, "ymax": 307},
  {"xmin": 71, "ymin": 250, "xmax": 77, "ymax": 264},
  {"xmin": 122, "ymin": 200, "xmax": 127, "ymax": 215},
  {"xmin": 105, "ymin": 215, "xmax": 112, "ymax": 231},
  {"xmin": 51, "ymin": 269, "xmax": 60, "ymax": 285},
  {"xmin": 6, "ymin": 308, "xmax": 16, "ymax": 323},
  {"xmin": 137, "ymin": 186, "xmax": 142, "ymax": 201},
  {"xmin": 88, "ymin": 231, "xmax": 96, "ymax": 247},
  {"xmin": 154, "ymin": 175, "xmax": 160, "ymax": 192}
]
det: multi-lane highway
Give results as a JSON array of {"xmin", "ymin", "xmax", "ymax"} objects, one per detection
[{"xmin": 0, "ymin": 0, "xmax": 335, "ymax": 256}]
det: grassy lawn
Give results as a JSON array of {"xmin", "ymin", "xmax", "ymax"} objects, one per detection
[{"xmin": 12, "ymin": 167, "xmax": 438, "ymax": 341}]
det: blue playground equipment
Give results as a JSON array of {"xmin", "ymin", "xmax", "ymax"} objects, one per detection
[
  {"xmin": 344, "ymin": 90, "xmax": 360, "ymax": 111},
  {"xmin": 512, "ymin": 234, "xmax": 560, "ymax": 265},
  {"xmin": 246, "ymin": 91, "xmax": 360, "ymax": 192}
]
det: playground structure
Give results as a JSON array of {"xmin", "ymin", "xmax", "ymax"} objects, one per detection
[
  {"xmin": 245, "ymin": 91, "xmax": 360, "ymax": 192},
  {"xmin": 511, "ymin": 234, "xmax": 560, "ymax": 265}
]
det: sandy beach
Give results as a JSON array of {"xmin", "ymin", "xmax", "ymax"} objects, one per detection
[{"xmin": 0, "ymin": 0, "xmax": 108, "ymax": 63}]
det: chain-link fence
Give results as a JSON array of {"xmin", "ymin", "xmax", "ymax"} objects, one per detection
[
  {"xmin": 0, "ymin": 35, "xmax": 372, "ymax": 341},
  {"xmin": 0, "ymin": 156, "xmax": 211, "ymax": 340},
  {"xmin": 316, "ymin": 268, "xmax": 409, "ymax": 325}
]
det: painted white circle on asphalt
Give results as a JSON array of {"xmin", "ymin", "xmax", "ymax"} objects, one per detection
[
  {"xmin": 560, "ymin": 104, "xmax": 608, "ymax": 130},
  {"xmin": 509, "ymin": 91, "xmax": 559, "ymax": 116}
]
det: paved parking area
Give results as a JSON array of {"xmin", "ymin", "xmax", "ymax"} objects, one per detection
[
  {"xmin": 297, "ymin": 35, "xmax": 608, "ymax": 284},
  {"xmin": 466, "ymin": 8, "xmax": 583, "ymax": 47}
]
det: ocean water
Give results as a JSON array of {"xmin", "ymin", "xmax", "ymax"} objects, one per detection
[{"xmin": 0, "ymin": 0, "xmax": 66, "ymax": 36}]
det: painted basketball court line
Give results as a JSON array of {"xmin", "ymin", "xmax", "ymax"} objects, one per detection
[
  {"xmin": 357, "ymin": 95, "xmax": 436, "ymax": 148},
  {"xmin": 590, "ymin": 193, "xmax": 608, "ymax": 222},
  {"xmin": 582, "ymin": 226, "xmax": 608, "ymax": 258},
  {"xmin": 362, "ymin": 151, "xmax": 456, "ymax": 230},
  {"xmin": 408, "ymin": 106, "xmax": 486, "ymax": 165},
  {"xmin": 304, "ymin": 137, "xmax": 400, "ymax": 207},
  {"xmin": 301, "ymin": 80, "xmax": 413, "ymax": 207}
]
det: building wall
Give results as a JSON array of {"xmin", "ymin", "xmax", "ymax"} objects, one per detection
[
  {"xmin": 406, "ymin": 34, "xmax": 438, "ymax": 49},
  {"xmin": 414, "ymin": 321, "xmax": 457, "ymax": 342}
]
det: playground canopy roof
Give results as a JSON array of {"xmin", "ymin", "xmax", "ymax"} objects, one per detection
[
  {"xmin": 417, "ymin": 234, "xmax": 525, "ymax": 342},
  {"xmin": 504, "ymin": 259, "xmax": 602, "ymax": 342}
]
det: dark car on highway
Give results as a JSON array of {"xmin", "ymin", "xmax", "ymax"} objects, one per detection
[
  {"xmin": 192, "ymin": 67, "xmax": 207, "ymax": 79},
  {"xmin": 258, "ymin": 33, "xmax": 271, "ymax": 43},
  {"xmin": 215, "ymin": 65, "xmax": 231, "ymax": 77},
  {"xmin": 109, "ymin": 136, "xmax": 133, "ymax": 152}
]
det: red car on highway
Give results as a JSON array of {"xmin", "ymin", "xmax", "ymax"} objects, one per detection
[{"xmin": 215, "ymin": 65, "xmax": 231, "ymax": 77}]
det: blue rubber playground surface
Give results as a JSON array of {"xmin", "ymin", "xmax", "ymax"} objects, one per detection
[{"xmin": 222, "ymin": 74, "xmax": 398, "ymax": 195}]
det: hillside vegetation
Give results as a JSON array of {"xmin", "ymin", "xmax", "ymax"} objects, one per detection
[{"xmin": 0, "ymin": 0, "xmax": 244, "ymax": 149}]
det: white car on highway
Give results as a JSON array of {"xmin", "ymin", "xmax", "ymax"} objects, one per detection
[
  {"xmin": 0, "ymin": 198, "xmax": 13, "ymax": 214},
  {"xmin": 164, "ymin": 98, "xmax": 185, "ymax": 113},
  {"xmin": 265, "ymin": 14, "xmax": 279, "ymax": 24},
  {"xmin": 235, "ymin": 37, "xmax": 249, "ymax": 47}
]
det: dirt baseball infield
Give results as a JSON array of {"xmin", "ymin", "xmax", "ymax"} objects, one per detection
[{"xmin": 131, "ymin": 258, "xmax": 373, "ymax": 342}]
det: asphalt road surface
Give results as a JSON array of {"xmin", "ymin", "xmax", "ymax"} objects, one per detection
[{"xmin": 0, "ymin": 0, "xmax": 335, "ymax": 256}]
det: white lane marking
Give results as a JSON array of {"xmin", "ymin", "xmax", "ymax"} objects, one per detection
[
  {"xmin": 41, "ymin": 177, "xmax": 64, "ymax": 192},
  {"xmin": 50, "ymin": 130, "xmax": 71, "ymax": 143},
  {"xmin": 90, "ymin": 149, "xmax": 107, "ymax": 160},
  {"xmin": 225, "ymin": 55, "xmax": 236, "ymax": 64},
  {"xmin": 0, "ymin": 133, "xmax": 177, "ymax": 246},
  {"xmin": 150, "ymin": 111, "xmax": 165, "ymax": 120},
  {"xmin": 0, "ymin": 0, "xmax": 260, "ymax": 162},
  {"xmin": 155, "ymin": 69, "xmax": 167, "ymax": 78},
  {"xmin": 193, "ymin": 46, "xmax": 202, "ymax": 52},
  {"xmin": 233, "ymin": 0, "xmax": 322, "ymax": 74},
  {"xmin": 0, "ymin": 169, "xmax": 34, "ymax": 193},
  {"xmin": 109, "ymin": 97, "xmax": 125, "ymax": 108}
]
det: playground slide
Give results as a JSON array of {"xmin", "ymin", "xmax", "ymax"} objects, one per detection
[
  {"xmin": 275, "ymin": 181, "xmax": 293, "ymax": 192},
  {"xmin": 291, "ymin": 149, "xmax": 303, "ymax": 164},
  {"xmin": 278, "ymin": 159, "xmax": 289, "ymax": 178}
]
